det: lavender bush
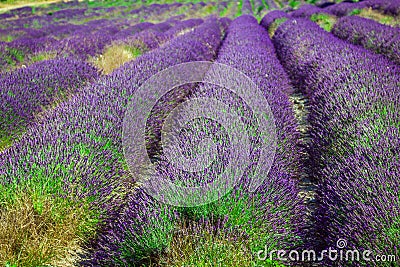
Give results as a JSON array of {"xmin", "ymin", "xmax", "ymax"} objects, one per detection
[
  {"xmin": 290, "ymin": 4, "xmax": 333, "ymax": 18},
  {"xmin": 260, "ymin": 10, "xmax": 289, "ymax": 29},
  {"xmin": 325, "ymin": 1, "xmax": 368, "ymax": 16},
  {"xmin": 112, "ymin": 22, "xmax": 154, "ymax": 40},
  {"xmin": 163, "ymin": 18, "xmax": 204, "ymax": 39},
  {"xmin": 384, "ymin": 0, "xmax": 400, "ymax": 15},
  {"xmin": 242, "ymin": 0, "xmax": 253, "ymax": 15},
  {"xmin": 366, "ymin": 0, "xmax": 400, "ymax": 15},
  {"xmin": 332, "ymin": 15, "xmax": 400, "ymax": 65},
  {"xmin": 273, "ymin": 18, "xmax": 400, "ymax": 266},
  {"xmin": 0, "ymin": 57, "xmax": 99, "ymax": 148},
  {"xmin": 265, "ymin": 0, "xmax": 279, "ymax": 10}
]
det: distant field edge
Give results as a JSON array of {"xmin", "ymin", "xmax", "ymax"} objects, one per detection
[{"xmin": 0, "ymin": 0, "xmax": 64, "ymax": 13}]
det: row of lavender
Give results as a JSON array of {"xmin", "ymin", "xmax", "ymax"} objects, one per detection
[
  {"xmin": 272, "ymin": 17, "xmax": 399, "ymax": 266},
  {"xmin": 290, "ymin": 3, "xmax": 333, "ymax": 18},
  {"xmin": 332, "ymin": 16, "xmax": 399, "ymax": 65},
  {"xmin": 0, "ymin": 1, "xmax": 86, "ymax": 20},
  {"xmin": 205, "ymin": 13, "xmax": 305, "ymax": 260},
  {"xmin": 286, "ymin": 3, "xmax": 400, "ymax": 65},
  {"xmin": 324, "ymin": 0, "xmax": 400, "ymax": 17}
]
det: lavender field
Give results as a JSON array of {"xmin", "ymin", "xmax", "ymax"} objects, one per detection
[{"xmin": 0, "ymin": 0, "xmax": 399, "ymax": 266}]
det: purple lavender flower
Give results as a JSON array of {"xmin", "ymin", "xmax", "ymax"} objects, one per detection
[
  {"xmin": 260, "ymin": 10, "xmax": 289, "ymax": 29},
  {"xmin": 265, "ymin": 0, "xmax": 279, "ymax": 10},
  {"xmin": 242, "ymin": 0, "xmax": 253, "ymax": 15},
  {"xmin": 290, "ymin": 4, "xmax": 333, "ymax": 18},
  {"xmin": 325, "ymin": 1, "xmax": 368, "ymax": 16},
  {"xmin": 332, "ymin": 15, "xmax": 400, "ymax": 64},
  {"xmin": 0, "ymin": 57, "xmax": 99, "ymax": 145}
]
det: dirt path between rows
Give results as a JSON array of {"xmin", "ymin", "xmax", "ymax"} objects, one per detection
[{"xmin": 289, "ymin": 91, "xmax": 320, "ymax": 255}]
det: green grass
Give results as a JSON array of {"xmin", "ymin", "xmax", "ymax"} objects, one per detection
[
  {"xmin": 7, "ymin": 47, "xmax": 24, "ymax": 64},
  {"xmin": 0, "ymin": 118, "xmax": 23, "ymax": 152},
  {"xmin": 172, "ymin": 186, "xmax": 302, "ymax": 263},
  {"xmin": 115, "ymin": 205, "xmax": 175, "ymax": 266},
  {"xmin": 112, "ymin": 176, "xmax": 302, "ymax": 266},
  {"xmin": 86, "ymin": 0, "xmax": 136, "ymax": 9},
  {"xmin": 155, "ymin": 192, "xmax": 296, "ymax": 266},
  {"xmin": 236, "ymin": 0, "xmax": 242, "ymax": 17},
  {"xmin": 350, "ymin": 8, "xmax": 361, "ymax": 15},
  {"xmin": 0, "ymin": 169, "xmax": 100, "ymax": 266},
  {"xmin": 310, "ymin": 13, "xmax": 337, "ymax": 32},
  {"xmin": 0, "ymin": 34, "xmax": 15, "ymax": 42},
  {"xmin": 288, "ymin": 0, "xmax": 300, "ymax": 9},
  {"xmin": 165, "ymin": 226, "xmax": 253, "ymax": 266},
  {"xmin": 217, "ymin": 0, "xmax": 238, "ymax": 18},
  {"xmin": 0, "ymin": 0, "xmax": 46, "ymax": 8},
  {"xmin": 28, "ymin": 51, "xmax": 57, "ymax": 63},
  {"xmin": 31, "ymin": 19, "xmax": 42, "ymax": 28},
  {"xmin": 219, "ymin": 4, "xmax": 228, "ymax": 16},
  {"xmin": 0, "ymin": 135, "xmax": 14, "ymax": 151},
  {"xmin": 198, "ymin": 4, "xmax": 217, "ymax": 17},
  {"xmin": 0, "ymin": 127, "xmax": 127, "ymax": 265},
  {"xmin": 90, "ymin": 42, "xmax": 146, "ymax": 74},
  {"xmin": 0, "ymin": 48, "xmax": 25, "ymax": 73}
]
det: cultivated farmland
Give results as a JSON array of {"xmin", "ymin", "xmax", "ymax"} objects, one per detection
[{"xmin": 0, "ymin": 0, "xmax": 399, "ymax": 266}]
